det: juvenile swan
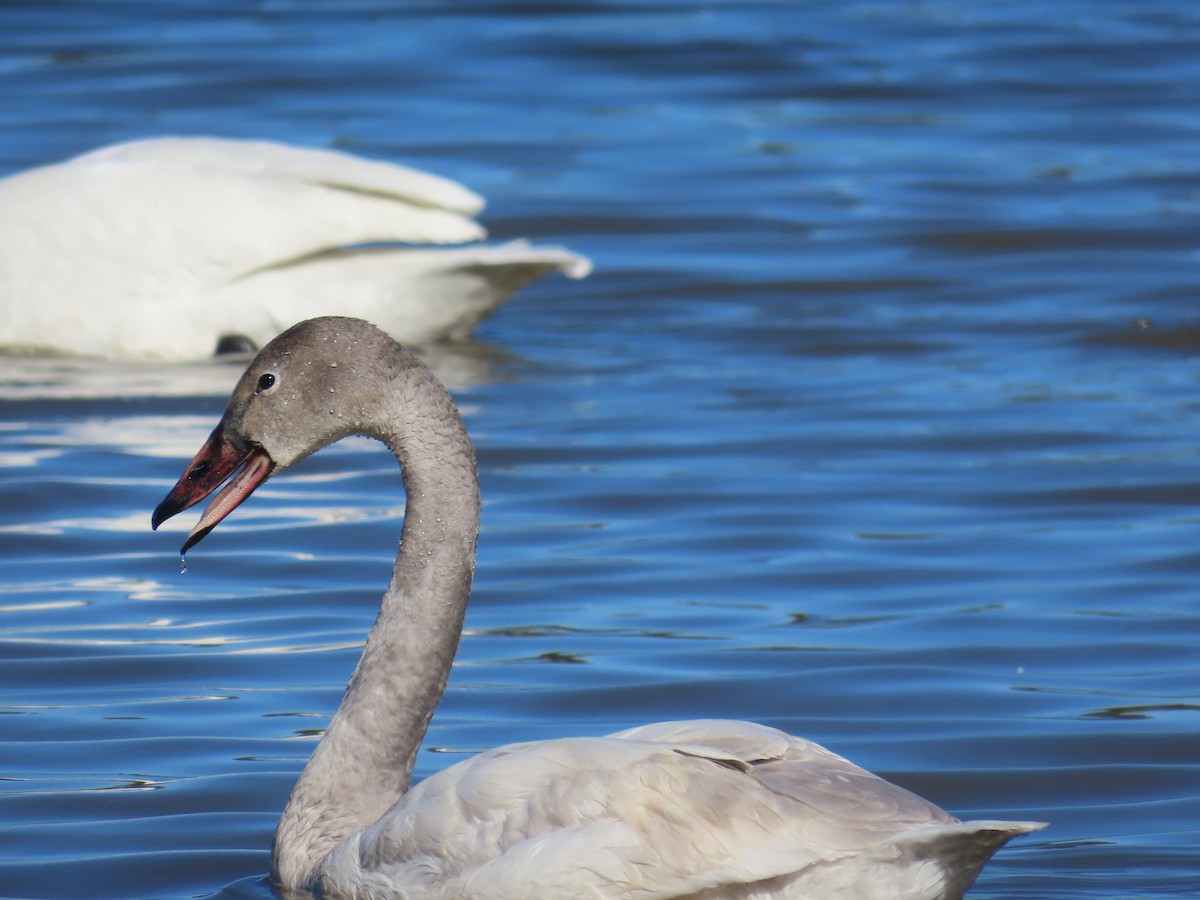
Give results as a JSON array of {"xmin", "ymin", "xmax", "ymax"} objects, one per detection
[{"xmin": 152, "ymin": 317, "xmax": 1043, "ymax": 899}]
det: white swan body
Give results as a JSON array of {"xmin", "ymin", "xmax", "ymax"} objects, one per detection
[
  {"xmin": 0, "ymin": 138, "xmax": 589, "ymax": 360},
  {"xmin": 152, "ymin": 317, "xmax": 1043, "ymax": 899}
]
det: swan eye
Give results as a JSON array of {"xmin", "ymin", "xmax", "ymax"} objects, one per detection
[{"xmin": 255, "ymin": 372, "xmax": 277, "ymax": 394}]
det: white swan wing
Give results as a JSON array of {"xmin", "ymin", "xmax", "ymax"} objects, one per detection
[
  {"xmin": 73, "ymin": 136, "xmax": 486, "ymax": 215},
  {"xmin": 0, "ymin": 139, "xmax": 483, "ymax": 299},
  {"xmin": 203, "ymin": 239, "xmax": 593, "ymax": 350},
  {"xmin": 0, "ymin": 138, "xmax": 487, "ymax": 358},
  {"xmin": 318, "ymin": 720, "xmax": 1029, "ymax": 899}
]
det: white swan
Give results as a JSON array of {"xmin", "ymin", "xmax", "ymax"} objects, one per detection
[
  {"xmin": 0, "ymin": 138, "xmax": 589, "ymax": 360},
  {"xmin": 151, "ymin": 317, "xmax": 1043, "ymax": 899}
]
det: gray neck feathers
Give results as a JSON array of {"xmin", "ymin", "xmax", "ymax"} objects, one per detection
[{"xmin": 271, "ymin": 358, "xmax": 480, "ymax": 891}]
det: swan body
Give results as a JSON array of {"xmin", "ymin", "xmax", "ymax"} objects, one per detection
[
  {"xmin": 0, "ymin": 138, "xmax": 589, "ymax": 360},
  {"xmin": 151, "ymin": 317, "xmax": 1043, "ymax": 899}
]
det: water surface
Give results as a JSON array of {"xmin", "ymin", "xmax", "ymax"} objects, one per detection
[{"xmin": 1, "ymin": 2, "xmax": 1199, "ymax": 898}]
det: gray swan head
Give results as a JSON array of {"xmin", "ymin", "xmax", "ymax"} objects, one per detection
[{"xmin": 152, "ymin": 316, "xmax": 463, "ymax": 552}]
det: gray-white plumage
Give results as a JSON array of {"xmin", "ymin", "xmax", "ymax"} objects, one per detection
[{"xmin": 151, "ymin": 317, "xmax": 1043, "ymax": 899}]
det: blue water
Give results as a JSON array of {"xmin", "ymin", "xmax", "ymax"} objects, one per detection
[{"xmin": 2, "ymin": 1, "xmax": 1200, "ymax": 897}]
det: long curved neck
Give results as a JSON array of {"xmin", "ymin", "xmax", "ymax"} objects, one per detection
[{"xmin": 271, "ymin": 365, "xmax": 480, "ymax": 892}]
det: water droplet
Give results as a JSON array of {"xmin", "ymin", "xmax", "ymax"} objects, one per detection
[{"xmin": 180, "ymin": 556, "xmax": 188, "ymax": 575}]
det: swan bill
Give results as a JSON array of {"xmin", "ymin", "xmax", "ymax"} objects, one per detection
[{"xmin": 152, "ymin": 425, "xmax": 274, "ymax": 553}]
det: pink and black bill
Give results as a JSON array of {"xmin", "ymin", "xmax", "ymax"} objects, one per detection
[{"xmin": 152, "ymin": 424, "xmax": 274, "ymax": 553}]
